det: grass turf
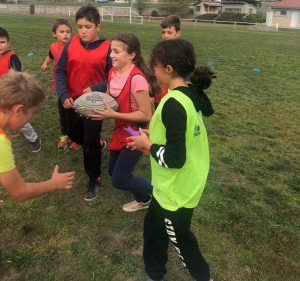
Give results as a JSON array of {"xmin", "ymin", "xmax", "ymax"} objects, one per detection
[{"xmin": 0, "ymin": 13, "xmax": 299, "ymax": 281}]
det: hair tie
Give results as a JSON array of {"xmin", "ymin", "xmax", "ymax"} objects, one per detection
[{"xmin": 186, "ymin": 71, "xmax": 194, "ymax": 81}]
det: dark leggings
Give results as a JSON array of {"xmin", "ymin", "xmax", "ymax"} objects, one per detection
[
  {"xmin": 144, "ymin": 197, "xmax": 211, "ymax": 281},
  {"xmin": 57, "ymin": 99, "xmax": 67, "ymax": 135},
  {"xmin": 108, "ymin": 147, "xmax": 152, "ymax": 202}
]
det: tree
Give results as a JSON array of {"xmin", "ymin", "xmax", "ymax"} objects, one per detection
[
  {"xmin": 159, "ymin": 0, "xmax": 191, "ymax": 15},
  {"xmin": 136, "ymin": 0, "xmax": 147, "ymax": 15}
]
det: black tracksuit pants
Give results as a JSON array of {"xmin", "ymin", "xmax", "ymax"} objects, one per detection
[
  {"xmin": 143, "ymin": 197, "xmax": 211, "ymax": 281},
  {"xmin": 65, "ymin": 108, "xmax": 103, "ymax": 179}
]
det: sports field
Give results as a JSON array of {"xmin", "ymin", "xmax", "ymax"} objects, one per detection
[{"xmin": 0, "ymin": 13, "xmax": 299, "ymax": 281}]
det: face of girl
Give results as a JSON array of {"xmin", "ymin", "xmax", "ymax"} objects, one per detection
[
  {"xmin": 110, "ymin": 40, "xmax": 135, "ymax": 72},
  {"xmin": 153, "ymin": 62, "xmax": 169, "ymax": 85},
  {"xmin": 76, "ymin": 18, "xmax": 100, "ymax": 44},
  {"xmin": 53, "ymin": 24, "xmax": 71, "ymax": 44}
]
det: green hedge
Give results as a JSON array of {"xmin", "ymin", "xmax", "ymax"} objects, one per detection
[{"xmin": 197, "ymin": 12, "xmax": 266, "ymax": 23}]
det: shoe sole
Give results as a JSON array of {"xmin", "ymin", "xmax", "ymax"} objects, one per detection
[
  {"xmin": 58, "ymin": 145, "xmax": 68, "ymax": 149},
  {"xmin": 69, "ymin": 146, "xmax": 82, "ymax": 151},
  {"xmin": 32, "ymin": 140, "xmax": 41, "ymax": 153},
  {"xmin": 84, "ymin": 194, "xmax": 98, "ymax": 202},
  {"xmin": 123, "ymin": 205, "xmax": 150, "ymax": 212}
]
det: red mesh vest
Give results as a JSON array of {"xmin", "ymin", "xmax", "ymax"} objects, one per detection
[
  {"xmin": 108, "ymin": 66, "xmax": 149, "ymax": 151},
  {"xmin": 66, "ymin": 35, "xmax": 110, "ymax": 100},
  {"xmin": 0, "ymin": 51, "xmax": 14, "ymax": 77}
]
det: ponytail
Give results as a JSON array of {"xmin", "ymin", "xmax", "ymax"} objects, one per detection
[{"xmin": 190, "ymin": 66, "xmax": 216, "ymax": 91}]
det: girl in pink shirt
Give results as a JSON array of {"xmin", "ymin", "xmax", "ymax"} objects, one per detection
[{"xmin": 89, "ymin": 32, "xmax": 161, "ymax": 212}]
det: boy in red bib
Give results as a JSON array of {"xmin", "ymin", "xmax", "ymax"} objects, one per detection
[
  {"xmin": 0, "ymin": 27, "xmax": 41, "ymax": 152},
  {"xmin": 41, "ymin": 19, "xmax": 81, "ymax": 150},
  {"xmin": 55, "ymin": 5, "xmax": 112, "ymax": 201}
]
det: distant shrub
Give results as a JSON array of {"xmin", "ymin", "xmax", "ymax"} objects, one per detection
[
  {"xmin": 151, "ymin": 10, "xmax": 159, "ymax": 17},
  {"xmin": 206, "ymin": 12, "xmax": 266, "ymax": 23},
  {"xmin": 196, "ymin": 13, "xmax": 218, "ymax": 21},
  {"xmin": 217, "ymin": 12, "xmax": 245, "ymax": 22},
  {"xmin": 242, "ymin": 14, "xmax": 266, "ymax": 23}
]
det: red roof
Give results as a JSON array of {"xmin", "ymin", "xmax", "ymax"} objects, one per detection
[
  {"xmin": 268, "ymin": 0, "xmax": 300, "ymax": 8},
  {"xmin": 202, "ymin": 2, "xmax": 223, "ymax": 7}
]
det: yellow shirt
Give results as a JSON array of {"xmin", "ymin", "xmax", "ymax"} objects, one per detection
[{"xmin": 0, "ymin": 128, "xmax": 15, "ymax": 173}]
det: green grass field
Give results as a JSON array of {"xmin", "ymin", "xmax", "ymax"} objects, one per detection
[{"xmin": 0, "ymin": 13, "xmax": 299, "ymax": 281}]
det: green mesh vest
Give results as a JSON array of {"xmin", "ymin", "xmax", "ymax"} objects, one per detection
[{"xmin": 149, "ymin": 89, "xmax": 210, "ymax": 211}]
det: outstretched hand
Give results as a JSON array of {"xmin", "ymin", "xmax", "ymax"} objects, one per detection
[
  {"xmin": 51, "ymin": 165, "xmax": 75, "ymax": 190},
  {"xmin": 126, "ymin": 128, "xmax": 152, "ymax": 151}
]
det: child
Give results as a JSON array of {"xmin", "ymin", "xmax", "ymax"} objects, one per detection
[
  {"xmin": 0, "ymin": 27, "xmax": 41, "ymax": 152},
  {"xmin": 55, "ymin": 4, "xmax": 112, "ymax": 201},
  {"xmin": 41, "ymin": 19, "xmax": 81, "ymax": 150},
  {"xmin": 127, "ymin": 39, "xmax": 215, "ymax": 281},
  {"xmin": 0, "ymin": 69, "xmax": 75, "ymax": 201},
  {"xmin": 160, "ymin": 14, "xmax": 181, "ymax": 40},
  {"xmin": 89, "ymin": 32, "xmax": 161, "ymax": 212},
  {"xmin": 154, "ymin": 15, "xmax": 181, "ymax": 109}
]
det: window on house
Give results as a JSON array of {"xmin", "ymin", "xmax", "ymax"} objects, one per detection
[
  {"xmin": 225, "ymin": 8, "xmax": 241, "ymax": 12},
  {"xmin": 274, "ymin": 10, "xmax": 287, "ymax": 16},
  {"xmin": 196, "ymin": 6, "xmax": 200, "ymax": 12}
]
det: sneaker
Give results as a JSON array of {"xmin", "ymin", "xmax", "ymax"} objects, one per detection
[
  {"xmin": 84, "ymin": 178, "xmax": 100, "ymax": 201},
  {"xmin": 69, "ymin": 141, "xmax": 82, "ymax": 150},
  {"xmin": 58, "ymin": 135, "xmax": 69, "ymax": 149},
  {"xmin": 100, "ymin": 139, "xmax": 106, "ymax": 150},
  {"xmin": 31, "ymin": 137, "xmax": 41, "ymax": 152},
  {"xmin": 123, "ymin": 198, "xmax": 151, "ymax": 212}
]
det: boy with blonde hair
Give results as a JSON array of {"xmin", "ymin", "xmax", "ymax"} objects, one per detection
[
  {"xmin": 0, "ymin": 27, "xmax": 42, "ymax": 152},
  {"xmin": 0, "ymin": 70, "xmax": 75, "ymax": 201}
]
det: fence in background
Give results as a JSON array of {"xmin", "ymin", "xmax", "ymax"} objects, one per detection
[{"xmin": 0, "ymin": 4, "xmax": 275, "ymax": 30}]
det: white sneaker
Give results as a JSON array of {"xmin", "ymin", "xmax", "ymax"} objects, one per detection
[{"xmin": 123, "ymin": 198, "xmax": 151, "ymax": 212}]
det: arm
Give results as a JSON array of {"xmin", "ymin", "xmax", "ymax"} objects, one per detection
[
  {"xmin": 55, "ymin": 41, "xmax": 72, "ymax": 105},
  {"xmin": 0, "ymin": 165, "xmax": 75, "ymax": 201},
  {"xmin": 89, "ymin": 74, "xmax": 152, "ymax": 122},
  {"xmin": 41, "ymin": 55, "xmax": 54, "ymax": 72},
  {"xmin": 89, "ymin": 90, "xmax": 152, "ymax": 122},
  {"xmin": 10, "ymin": 54, "xmax": 22, "ymax": 72},
  {"xmin": 128, "ymin": 98, "xmax": 187, "ymax": 168}
]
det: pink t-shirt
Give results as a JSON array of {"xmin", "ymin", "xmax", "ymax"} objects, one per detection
[{"xmin": 109, "ymin": 64, "xmax": 149, "ymax": 111}]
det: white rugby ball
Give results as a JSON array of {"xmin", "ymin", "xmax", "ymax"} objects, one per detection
[{"xmin": 74, "ymin": 92, "xmax": 119, "ymax": 117}]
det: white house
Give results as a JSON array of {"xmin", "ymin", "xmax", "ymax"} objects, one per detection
[
  {"xmin": 221, "ymin": 1, "xmax": 257, "ymax": 14},
  {"xmin": 267, "ymin": 0, "xmax": 300, "ymax": 28},
  {"xmin": 193, "ymin": 1, "xmax": 223, "ymax": 16}
]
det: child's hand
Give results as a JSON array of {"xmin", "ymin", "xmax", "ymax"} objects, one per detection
[
  {"xmin": 142, "ymin": 129, "xmax": 149, "ymax": 136},
  {"xmin": 63, "ymin": 98, "xmax": 74, "ymax": 109},
  {"xmin": 88, "ymin": 101, "xmax": 116, "ymax": 120},
  {"xmin": 127, "ymin": 128, "xmax": 152, "ymax": 151},
  {"xmin": 51, "ymin": 165, "xmax": 75, "ymax": 190},
  {"xmin": 41, "ymin": 64, "xmax": 48, "ymax": 72},
  {"xmin": 83, "ymin": 87, "xmax": 92, "ymax": 94}
]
